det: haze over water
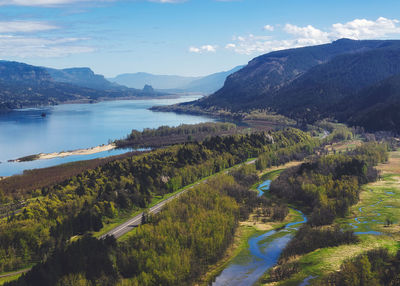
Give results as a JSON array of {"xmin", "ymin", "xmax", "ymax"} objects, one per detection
[{"xmin": 0, "ymin": 95, "xmax": 213, "ymax": 176}]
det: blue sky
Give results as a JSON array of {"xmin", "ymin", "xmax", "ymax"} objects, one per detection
[{"xmin": 1, "ymin": 0, "xmax": 400, "ymax": 77}]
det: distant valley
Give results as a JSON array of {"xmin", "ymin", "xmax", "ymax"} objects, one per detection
[
  {"xmin": 109, "ymin": 65, "xmax": 243, "ymax": 94},
  {"xmin": 0, "ymin": 61, "xmax": 167, "ymax": 110},
  {"xmin": 0, "ymin": 61, "xmax": 242, "ymax": 111}
]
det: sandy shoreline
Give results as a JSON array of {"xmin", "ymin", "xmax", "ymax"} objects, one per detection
[{"xmin": 10, "ymin": 144, "xmax": 117, "ymax": 162}]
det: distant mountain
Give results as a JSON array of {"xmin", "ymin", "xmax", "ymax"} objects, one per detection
[
  {"xmin": 110, "ymin": 66, "xmax": 243, "ymax": 94},
  {"xmin": 110, "ymin": 73, "xmax": 199, "ymax": 90},
  {"xmin": 46, "ymin": 67, "xmax": 122, "ymax": 90},
  {"xmin": 178, "ymin": 66, "xmax": 244, "ymax": 94},
  {"xmin": 0, "ymin": 61, "xmax": 165, "ymax": 110},
  {"xmin": 0, "ymin": 60, "xmax": 51, "ymax": 84}
]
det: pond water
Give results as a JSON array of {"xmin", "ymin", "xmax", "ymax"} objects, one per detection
[{"xmin": 0, "ymin": 95, "xmax": 214, "ymax": 176}]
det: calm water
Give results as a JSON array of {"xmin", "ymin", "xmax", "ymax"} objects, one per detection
[{"xmin": 0, "ymin": 95, "xmax": 213, "ymax": 176}]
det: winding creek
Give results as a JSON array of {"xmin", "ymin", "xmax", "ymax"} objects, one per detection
[
  {"xmin": 211, "ymin": 175, "xmax": 395, "ymax": 285},
  {"xmin": 348, "ymin": 190, "xmax": 396, "ymax": 235},
  {"xmin": 211, "ymin": 180, "xmax": 307, "ymax": 286}
]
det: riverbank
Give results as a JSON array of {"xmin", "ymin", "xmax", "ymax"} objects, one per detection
[
  {"xmin": 197, "ymin": 208, "xmax": 303, "ymax": 286},
  {"xmin": 9, "ymin": 144, "xmax": 117, "ymax": 162},
  {"xmin": 197, "ymin": 163, "xmax": 305, "ymax": 286}
]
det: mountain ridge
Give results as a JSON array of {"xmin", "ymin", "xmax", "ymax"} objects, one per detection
[{"xmin": 156, "ymin": 39, "xmax": 400, "ymax": 133}]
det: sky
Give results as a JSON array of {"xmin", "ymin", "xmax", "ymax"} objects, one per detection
[{"xmin": 1, "ymin": 0, "xmax": 400, "ymax": 77}]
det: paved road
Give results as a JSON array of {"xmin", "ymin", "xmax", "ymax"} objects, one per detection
[
  {"xmin": 100, "ymin": 159, "xmax": 257, "ymax": 239},
  {"xmin": 100, "ymin": 181, "xmax": 203, "ymax": 239},
  {"xmin": 0, "ymin": 268, "xmax": 31, "ymax": 279}
]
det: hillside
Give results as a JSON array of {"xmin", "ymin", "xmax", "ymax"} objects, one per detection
[
  {"xmin": 271, "ymin": 45, "xmax": 400, "ymax": 122},
  {"xmin": 345, "ymin": 74, "xmax": 400, "ymax": 133},
  {"xmin": 158, "ymin": 39, "xmax": 400, "ymax": 133},
  {"xmin": 195, "ymin": 39, "xmax": 393, "ymax": 110}
]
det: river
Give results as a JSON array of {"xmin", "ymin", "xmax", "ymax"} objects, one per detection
[
  {"xmin": 0, "ymin": 95, "xmax": 214, "ymax": 176},
  {"xmin": 211, "ymin": 180, "xmax": 307, "ymax": 286}
]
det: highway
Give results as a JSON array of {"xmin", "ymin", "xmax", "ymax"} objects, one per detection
[
  {"xmin": 100, "ymin": 180, "xmax": 202, "ymax": 239},
  {"xmin": 100, "ymin": 158, "xmax": 257, "ymax": 239}
]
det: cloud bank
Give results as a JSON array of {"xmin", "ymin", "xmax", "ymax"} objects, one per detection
[{"xmin": 226, "ymin": 17, "xmax": 400, "ymax": 55}]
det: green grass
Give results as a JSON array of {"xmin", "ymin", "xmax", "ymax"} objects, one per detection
[
  {"xmin": 261, "ymin": 168, "xmax": 285, "ymax": 181},
  {"xmin": 0, "ymin": 266, "xmax": 33, "ymax": 285},
  {"xmin": 270, "ymin": 235, "xmax": 398, "ymax": 286},
  {"xmin": 0, "ymin": 273, "xmax": 22, "ymax": 285},
  {"xmin": 338, "ymin": 172, "xmax": 400, "ymax": 235},
  {"xmin": 118, "ymin": 228, "xmax": 138, "ymax": 242}
]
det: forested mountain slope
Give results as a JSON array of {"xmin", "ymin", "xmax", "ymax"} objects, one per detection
[
  {"xmin": 271, "ymin": 46, "xmax": 400, "ymax": 122},
  {"xmin": 163, "ymin": 39, "xmax": 400, "ymax": 133}
]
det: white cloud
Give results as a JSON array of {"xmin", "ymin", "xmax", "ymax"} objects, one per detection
[
  {"xmin": 0, "ymin": 21, "xmax": 57, "ymax": 33},
  {"xmin": 263, "ymin": 25, "xmax": 274, "ymax": 32},
  {"xmin": 226, "ymin": 17, "xmax": 400, "ymax": 55},
  {"xmin": 189, "ymin": 44, "xmax": 217, "ymax": 53},
  {"xmin": 284, "ymin": 23, "xmax": 329, "ymax": 43},
  {"xmin": 0, "ymin": 18, "xmax": 94, "ymax": 58},
  {"xmin": 331, "ymin": 17, "xmax": 400, "ymax": 39},
  {"xmin": 0, "ymin": 35, "xmax": 94, "ymax": 58}
]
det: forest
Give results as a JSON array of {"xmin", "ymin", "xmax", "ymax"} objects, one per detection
[
  {"xmin": 0, "ymin": 128, "xmax": 317, "ymax": 276},
  {"xmin": 5, "ymin": 166, "xmax": 289, "ymax": 286}
]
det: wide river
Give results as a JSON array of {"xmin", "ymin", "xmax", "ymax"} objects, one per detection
[{"xmin": 0, "ymin": 95, "xmax": 214, "ymax": 176}]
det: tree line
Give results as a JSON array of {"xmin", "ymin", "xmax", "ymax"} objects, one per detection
[
  {"xmin": 322, "ymin": 248, "xmax": 400, "ymax": 285},
  {"xmin": 115, "ymin": 122, "xmax": 238, "ymax": 148}
]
